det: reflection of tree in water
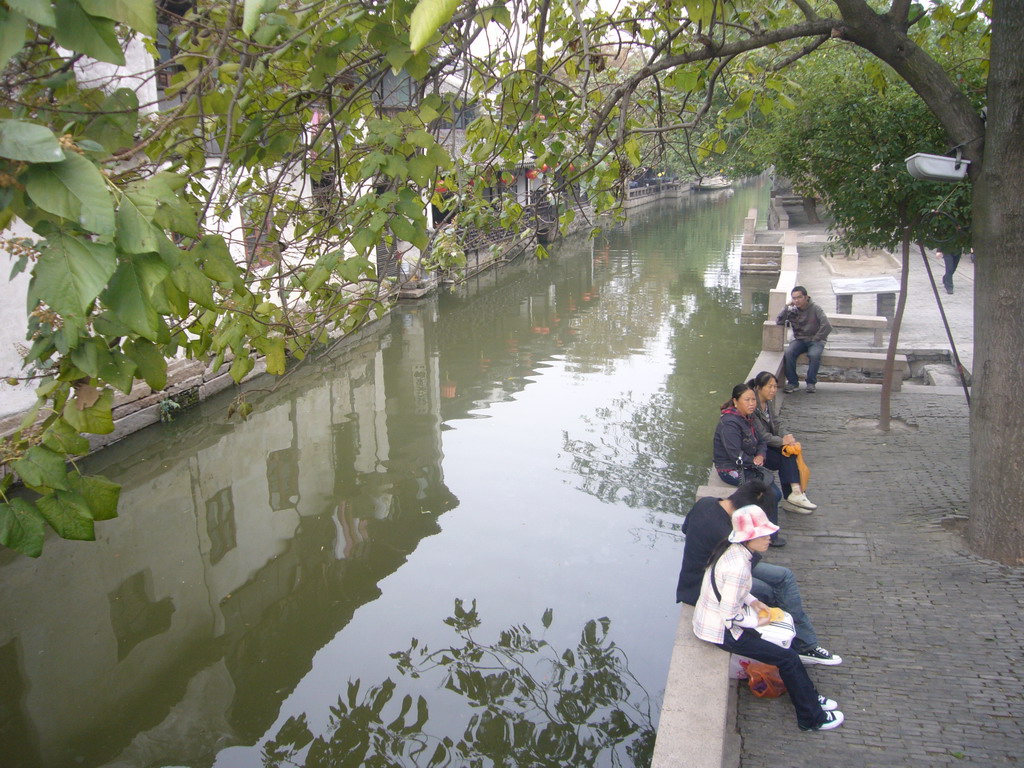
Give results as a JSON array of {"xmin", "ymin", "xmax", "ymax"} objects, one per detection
[
  {"xmin": 563, "ymin": 279, "xmax": 763, "ymax": 517},
  {"xmin": 261, "ymin": 602, "xmax": 655, "ymax": 768}
]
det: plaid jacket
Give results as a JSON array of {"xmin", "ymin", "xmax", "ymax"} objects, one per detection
[{"xmin": 692, "ymin": 543, "xmax": 758, "ymax": 643}]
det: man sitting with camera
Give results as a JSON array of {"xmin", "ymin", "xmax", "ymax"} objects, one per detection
[{"xmin": 777, "ymin": 286, "xmax": 832, "ymax": 394}]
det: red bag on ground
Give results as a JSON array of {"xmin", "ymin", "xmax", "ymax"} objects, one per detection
[{"xmin": 746, "ymin": 662, "xmax": 786, "ymax": 698}]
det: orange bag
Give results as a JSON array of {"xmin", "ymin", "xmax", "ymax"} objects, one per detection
[{"xmin": 746, "ymin": 662, "xmax": 787, "ymax": 698}]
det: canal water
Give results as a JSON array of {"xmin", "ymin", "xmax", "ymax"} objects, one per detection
[{"xmin": 0, "ymin": 182, "xmax": 770, "ymax": 768}]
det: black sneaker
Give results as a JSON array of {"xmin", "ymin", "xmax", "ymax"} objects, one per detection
[
  {"xmin": 783, "ymin": 383, "xmax": 798, "ymax": 394},
  {"xmin": 769, "ymin": 536, "xmax": 787, "ymax": 548},
  {"xmin": 800, "ymin": 710, "xmax": 844, "ymax": 731},
  {"xmin": 799, "ymin": 645, "xmax": 843, "ymax": 665}
]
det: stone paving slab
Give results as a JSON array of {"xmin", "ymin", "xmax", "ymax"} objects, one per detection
[
  {"xmin": 736, "ymin": 386, "xmax": 1024, "ymax": 766},
  {"xmin": 732, "ymin": 227, "xmax": 1021, "ymax": 766}
]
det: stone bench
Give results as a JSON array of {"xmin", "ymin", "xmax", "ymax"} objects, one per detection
[
  {"xmin": 826, "ymin": 312, "xmax": 888, "ymax": 347},
  {"xmin": 830, "ymin": 275, "xmax": 900, "ymax": 318},
  {"xmin": 796, "ymin": 349, "xmax": 910, "ymax": 390}
]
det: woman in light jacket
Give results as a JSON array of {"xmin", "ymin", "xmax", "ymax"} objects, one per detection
[
  {"xmin": 692, "ymin": 505, "xmax": 844, "ymax": 732},
  {"xmin": 748, "ymin": 371, "xmax": 816, "ymax": 513}
]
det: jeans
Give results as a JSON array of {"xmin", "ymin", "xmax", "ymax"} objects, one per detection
[
  {"xmin": 784, "ymin": 338, "xmax": 825, "ymax": 386},
  {"xmin": 942, "ymin": 251, "xmax": 962, "ymax": 291},
  {"xmin": 717, "ymin": 466, "xmax": 783, "ymax": 537},
  {"xmin": 719, "ymin": 628, "xmax": 828, "ymax": 730},
  {"xmin": 763, "ymin": 445, "xmax": 800, "ymax": 495},
  {"xmin": 751, "ymin": 561, "xmax": 818, "ymax": 650}
]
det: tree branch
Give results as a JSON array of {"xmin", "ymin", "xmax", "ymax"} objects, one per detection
[{"xmin": 770, "ymin": 34, "xmax": 830, "ymax": 71}]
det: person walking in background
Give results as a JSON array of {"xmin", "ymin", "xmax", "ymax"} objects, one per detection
[
  {"xmin": 939, "ymin": 247, "xmax": 963, "ymax": 294},
  {"xmin": 777, "ymin": 286, "xmax": 832, "ymax": 394},
  {"xmin": 692, "ymin": 505, "xmax": 844, "ymax": 732}
]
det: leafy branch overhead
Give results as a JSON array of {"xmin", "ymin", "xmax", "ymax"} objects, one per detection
[{"xmin": 0, "ymin": 0, "xmax": 993, "ymax": 557}]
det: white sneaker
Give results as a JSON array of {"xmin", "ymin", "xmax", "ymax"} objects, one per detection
[
  {"xmin": 785, "ymin": 491, "xmax": 817, "ymax": 511},
  {"xmin": 801, "ymin": 710, "xmax": 844, "ymax": 731},
  {"xmin": 818, "ymin": 695, "xmax": 839, "ymax": 711}
]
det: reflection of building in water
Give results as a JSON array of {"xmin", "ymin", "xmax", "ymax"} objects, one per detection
[{"xmin": 0, "ymin": 308, "xmax": 457, "ymax": 768}]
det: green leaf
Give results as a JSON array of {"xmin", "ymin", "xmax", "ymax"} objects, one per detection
[
  {"xmin": 230, "ymin": 352, "xmax": 255, "ymax": 382},
  {"xmin": 70, "ymin": 336, "xmax": 111, "ymax": 378},
  {"xmin": 23, "ymin": 151, "xmax": 115, "ymax": 235},
  {"xmin": 408, "ymin": 154, "xmax": 435, "ymax": 186},
  {"xmin": 84, "ymin": 88, "xmax": 140, "ymax": 154},
  {"xmin": 67, "ymin": 473, "xmax": 120, "ymax": 521},
  {"xmin": 0, "ymin": 499, "xmax": 46, "ymax": 557},
  {"xmin": 30, "ymin": 232, "xmax": 117, "ymax": 317},
  {"xmin": 13, "ymin": 446, "xmax": 70, "ymax": 491},
  {"xmin": 193, "ymin": 234, "xmax": 239, "ymax": 284},
  {"xmin": 0, "ymin": 8, "xmax": 26, "ymax": 74},
  {"xmin": 264, "ymin": 336, "xmax": 286, "ymax": 375},
  {"xmin": 146, "ymin": 173, "xmax": 198, "ymax": 237},
  {"xmin": 116, "ymin": 194, "xmax": 161, "ymax": 254},
  {"xmin": 98, "ymin": 347, "xmax": 137, "ymax": 394},
  {"xmin": 63, "ymin": 387, "xmax": 114, "ymax": 434},
  {"xmin": 7, "ymin": 0, "xmax": 54, "ymax": 27},
  {"xmin": 37, "ymin": 491, "xmax": 95, "ymax": 540},
  {"xmin": 52, "ymin": 0, "xmax": 125, "ymax": 65},
  {"xmin": 0, "ymin": 120, "xmax": 64, "ymax": 163},
  {"xmin": 242, "ymin": 0, "xmax": 271, "ymax": 35},
  {"xmin": 123, "ymin": 339, "xmax": 167, "ymax": 390},
  {"xmin": 101, "ymin": 253, "xmax": 170, "ymax": 340},
  {"xmin": 723, "ymin": 91, "xmax": 754, "ymax": 120},
  {"xmin": 42, "ymin": 418, "xmax": 91, "ymax": 455},
  {"xmin": 391, "ymin": 215, "xmax": 420, "ymax": 244},
  {"xmin": 409, "ymin": 0, "xmax": 459, "ymax": 52},
  {"xmin": 77, "ymin": 0, "xmax": 156, "ymax": 37}
]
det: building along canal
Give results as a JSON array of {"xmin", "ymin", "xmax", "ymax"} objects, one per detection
[{"xmin": 0, "ymin": 181, "xmax": 771, "ymax": 768}]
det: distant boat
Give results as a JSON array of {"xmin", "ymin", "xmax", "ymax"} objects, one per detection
[{"xmin": 692, "ymin": 176, "xmax": 732, "ymax": 191}]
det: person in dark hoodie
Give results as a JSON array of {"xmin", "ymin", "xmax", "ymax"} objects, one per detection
[
  {"xmin": 776, "ymin": 286, "xmax": 832, "ymax": 394},
  {"xmin": 712, "ymin": 383, "xmax": 785, "ymax": 546}
]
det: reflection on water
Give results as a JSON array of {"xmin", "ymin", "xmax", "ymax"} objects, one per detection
[
  {"xmin": 261, "ymin": 604, "xmax": 654, "ymax": 768},
  {"xmin": 0, "ymin": 182, "xmax": 768, "ymax": 768}
]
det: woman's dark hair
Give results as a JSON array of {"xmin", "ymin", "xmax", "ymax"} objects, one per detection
[
  {"xmin": 721, "ymin": 383, "xmax": 753, "ymax": 411},
  {"xmin": 793, "ymin": 285, "xmax": 809, "ymax": 297},
  {"xmin": 747, "ymin": 371, "xmax": 778, "ymax": 391},
  {"xmin": 706, "ymin": 537, "xmax": 733, "ymax": 571},
  {"xmin": 728, "ymin": 482, "xmax": 770, "ymax": 509}
]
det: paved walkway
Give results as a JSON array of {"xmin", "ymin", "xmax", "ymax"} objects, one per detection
[{"xmin": 735, "ymin": 233, "xmax": 1023, "ymax": 766}]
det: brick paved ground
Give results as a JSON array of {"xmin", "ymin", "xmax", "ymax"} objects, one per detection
[{"xmin": 736, "ymin": 384, "xmax": 1024, "ymax": 767}]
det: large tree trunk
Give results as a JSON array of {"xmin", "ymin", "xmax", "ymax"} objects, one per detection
[{"xmin": 967, "ymin": 0, "xmax": 1024, "ymax": 564}]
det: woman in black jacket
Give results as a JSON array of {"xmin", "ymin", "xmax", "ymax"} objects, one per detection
[
  {"xmin": 748, "ymin": 371, "xmax": 817, "ymax": 513},
  {"xmin": 712, "ymin": 383, "xmax": 785, "ymax": 546}
]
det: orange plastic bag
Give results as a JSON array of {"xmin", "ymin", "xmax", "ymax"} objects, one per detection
[{"xmin": 746, "ymin": 661, "xmax": 787, "ymax": 698}]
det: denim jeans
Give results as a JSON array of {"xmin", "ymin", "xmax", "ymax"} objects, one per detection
[
  {"xmin": 784, "ymin": 338, "xmax": 825, "ymax": 386},
  {"xmin": 751, "ymin": 561, "xmax": 818, "ymax": 651},
  {"xmin": 763, "ymin": 445, "xmax": 800, "ymax": 494},
  {"xmin": 719, "ymin": 628, "xmax": 828, "ymax": 730},
  {"xmin": 942, "ymin": 251, "xmax": 962, "ymax": 290}
]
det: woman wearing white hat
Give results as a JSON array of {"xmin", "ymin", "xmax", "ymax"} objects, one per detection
[{"xmin": 692, "ymin": 505, "xmax": 844, "ymax": 732}]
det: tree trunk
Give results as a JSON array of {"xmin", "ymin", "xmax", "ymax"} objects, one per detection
[
  {"xmin": 878, "ymin": 229, "xmax": 911, "ymax": 432},
  {"xmin": 967, "ymin": 0, "xmax": 1024, "ymax": 564}
]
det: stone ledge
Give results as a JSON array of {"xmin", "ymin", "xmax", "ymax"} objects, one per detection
[{"xmin": 651, "ymin": 604, "xmax": 739, "ymax": 768}]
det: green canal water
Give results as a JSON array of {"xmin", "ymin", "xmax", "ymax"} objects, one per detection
[{"xmin": 0, "ymin": 182, "xmax": 770, "ymax": 768}]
